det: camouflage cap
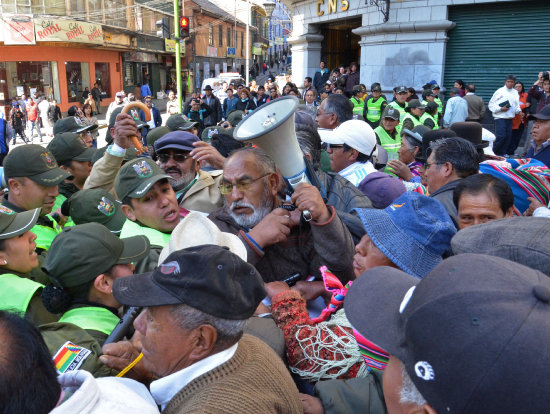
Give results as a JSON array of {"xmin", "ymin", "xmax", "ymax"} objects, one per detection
[
  {"xmin": 47, "ymin": 132, "xmax": 96, "ymax": 163},
  {"xmin": 114, "ymin": 158, "xmax": 170, "ymax": 200},
  {"xmin": 53, "ymin": 116, "xmax": 98, "ymax": 135},
  {"xmin": 4, "ymin": 144, "xmax": 69, "ymax": 186},
  {"xmin": 68, "ymin": 189, "xmax": 127, "ymax": 234}
]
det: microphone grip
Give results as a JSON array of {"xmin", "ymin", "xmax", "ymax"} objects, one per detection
[{"xmin": 104, "ymin": 306, "xmax": 142, "ymax": 345}]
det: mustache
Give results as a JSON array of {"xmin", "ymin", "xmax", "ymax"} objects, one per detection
[
  {"xmin": 165, "ymin": 167, "xmax": 182, "ymax": 174},
  {"xmin": 230, "ymin": 201, "xmax": 256, "ymax": 213}
]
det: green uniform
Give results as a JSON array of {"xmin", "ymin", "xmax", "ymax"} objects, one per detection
[
  {"xmin": 420, "ymin": 112, "xmax": 439, "ymax": 130},
  {"xmin": 401, "ymin": 113, "xmax": 423, "ymax": 132},
  {"xmin": 434, "ymin": 96, "xmax": 443, "ymax": 115},
  {"xmin": 120, "ymin": 220, "xmax": 168, "ymax": 272},
  {"xmin": 52, "ymin": 193, "xmax": 75, "ymax": 227},
  {"xmin": 388, "ymin": 101, "xmax": 407, "ymax": 133},
  {"xmin": 40, "ymin": 322, "xmax": 119, "ymax": 378},
  {"xmin": 350, "ymin": 97, "xmax": 364, "ymax": 117},
  {"xmin": 58, "ymin": 306, "xmax": 120, "ymax": 345},
  {"xmin": 364, "ymin": 97, "xmax": 387, "ymax": 127},
  {"xmin": 375, "ymin": 126, "xmax": 401, "ymax": 175},
  {"xmin": 0, "ymin": 271, "xmax": 58, "ymax": 325}
]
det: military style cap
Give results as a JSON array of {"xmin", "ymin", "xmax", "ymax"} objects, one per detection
[
  {"xmin": 226, "ymin": 110, "xmax": 244, "ymax": 127},
  {"xmin": 394, "ymin": 85, "xmax": 408, "ymax": 94},
  {"xmin": 53, "ymin": 116, "xmax": 98, "ymax": 135},
  {"xmin": 146, "ymin": 126, "xmax": 171, "ymax": 147},
  {"xmin": 4, "ymin": 144, "xmax": 70, "ymax": 186},
  {"xmin": 0, "ymin": 207, "xmax": 40, "ymax": 239},
  {"xmin": 114, "ymin": 158, "xmax": 170, "ymax": 200},
  {"xmin": 67, "ymin": 189, "xmax": 127, "ymax": 234},
  {"xmin": 382, "ymin": 106, "xmax": 400, "ymax": 121},
  {"xmin": 47, "ymin": 132, "xmax": 96, "ymax": 163},
  {"xmin": 43, "ymin": 222, "xmax": 150, "ymax": 288},
  {"xmin": 165, "ymin": 114, "xmax": 199, "ymax": 131}
]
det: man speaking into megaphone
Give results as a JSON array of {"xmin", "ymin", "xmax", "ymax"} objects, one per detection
[{"xmin": 208, "ymin": 147, "xmax": 355, "ymax": 285}]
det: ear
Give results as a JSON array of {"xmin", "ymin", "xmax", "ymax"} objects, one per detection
[
  {"xmin": 121, "ymin": 203, "xmax": 137, "ymax": 222},
  {"xmin": 7, "ymin": 178, "xmax": 20, "ymax": 194},
  {"xmin": 347, "ymin": 148, "xmax": 360, "ymax": 162},
  {"xmin": 267, "ymin": 171, "xmax": 281, "ymax": 198},
  {"xmin": 93, "ymin": 273, "xmax": 112, "ymax": 295},
  {"xmin": 441, "ymin": 161, "xmax": 454, "ymax": 178},
  {"xmin": 412, "ymin": 147, "xmax": 420, "ymax": 157},
  {"xmin": 193, "ymin": 158, "xmax": 202, "ymax": 173},
  {"xmin": 188, "ymin": 325, "xmax": 218, "ymax": 362}
]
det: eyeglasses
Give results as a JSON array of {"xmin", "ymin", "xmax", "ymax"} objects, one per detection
[
  {"xmin": 321, "ymin": 143, "xmax": 344, "ymax": 151},
  {"xmin": 424, "ymin": 161, "xmax": 443, "ymax": 170},
  {"xmin": 219, "ymin": 173, "xmax": 270, "ymax": 195},
  {"xmin": 145, "ymin": 100, "xmax": 152, "ymax": 104},
  {"xmin": 157, "ymin": 153, "xmax": 192, "ymax": 163}
]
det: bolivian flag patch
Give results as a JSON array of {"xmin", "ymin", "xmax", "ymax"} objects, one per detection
[{"xmin": 53, "ymin": 341, "xmax": 91, "ymax": 373}]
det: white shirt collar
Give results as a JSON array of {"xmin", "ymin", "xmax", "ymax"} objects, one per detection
[
  {"xmin": 338, "ymin": 161, "xmax": 376, "ymax": 186},
  {"xmin": 150, "ymin": 343, "xmax": 238, "ymax": 409}
]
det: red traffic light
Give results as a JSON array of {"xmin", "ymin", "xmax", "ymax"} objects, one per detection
[{"xmin": 180, "ymin": 17, "xmax": 189, "ymax": 28}]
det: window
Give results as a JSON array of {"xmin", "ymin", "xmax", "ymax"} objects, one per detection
[
  {"xmin": 208, "ymin": 24, "xmax": 214, "ymax": 46},
  {"xmin": 240, "ymin": 31, "xmax": 244, "ymax": 56},
  {"xmin": 65, "ymin": 62, "xmax": 90, "ymax": 103},
  {"xmin": 219, "ymin": 25, "xmax": 223, "ymax": 47},
  {"xmin": 1, "ymin": 61, "xmax": 61, "ymax": 103},
  {"xmin": 227, "ymin": 27, "xmax": 232, "ymax": 47},
  {"xmin": 95, "ymin": 62, "xmax": 111, "ymax": 98}
]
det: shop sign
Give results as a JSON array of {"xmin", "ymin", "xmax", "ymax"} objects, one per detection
[
  {"xmin": 227, "ymin": 47, "xmax": 236, "ymax": 57},
  {"xmin": 317, "ymin": 0, "xmax": 349, "ymax": 16},
  {"xmin": 34, "ymin": 18, "xmax": 104, "ymax": 45},
  {"xmin": 275, "ymin": 37, "xmax": 284, "ymax": 45},
  {"xmin": 165, "ymin": 38, "xmax": 176, "ymax": 53},
  {"xmin": 1, "ymin": 14, "xmax": 36, "ymax": 45},
  {"xmin": 252, "ymin": 46, "xmax": 262, "ymax": 56},
  {"xmin": 207, "ymin": 46, "xmax": 217, "ymax": 57},
  {"xmin": 104, "ymin": 33, "xmax": 112, "ymax": 41},
  {"xmin": 129, "ymin": 51, "xmax": 158, "ymax": 63}
]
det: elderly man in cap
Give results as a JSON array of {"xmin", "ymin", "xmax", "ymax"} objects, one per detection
[
  {"xmin": 443, "ymin": 88, "xmax": 469, "ymax": 128},
  {"xmin": 106, "ymin": 245, "xmax": 302, "ymax": 413},
  {"xmin": 209, "ymin": 146, "xmax": 355, "ymax": 283},
  {"xmin": 424, "ymin": 137, "xmax": 479, "ymax": 226},
  {"xmin": 319, "ymin": 119, "xmax": 377, "ymax": 186},
  {"xmin": 2, "ymin": 145, "xmax": 70, "ymax": 252},
  {"xmin": 106, "ymin": 91, "xmax": 126, "ymax": 123},
  {"xmin": 153, "ymin": 131, "xmax": 223, "ymax": 213},
  {"xmin": 344, "ymin": 253, "xmax": 550, "ymax": 414},
  {"xmin": 525, "ymin": 104, "xmax": 550, "ymax": 166}
]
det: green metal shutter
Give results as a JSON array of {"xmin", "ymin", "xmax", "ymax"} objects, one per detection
[{"xmin": 444, "ymin": 0, "xmax": 550, "ymax": 101}]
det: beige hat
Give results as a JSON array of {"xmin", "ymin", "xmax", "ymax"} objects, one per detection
[{"xmin": 158, "ymin": 212, "xmax": 247, "ymax": 264}]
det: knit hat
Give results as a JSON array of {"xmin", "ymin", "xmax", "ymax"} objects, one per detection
[
  {"xmin": 4, "ymin": 144, "xmax": 70, "ymax": 186},
  {"xmin": 114, "ymin": 158, "xmax": 170, "ymax": 200},
  {"xmin": 344, "ymin": 253, "xmax": 550, "ymax": 414},
  {"xmin": 451, "ymin": 216, "xmax": 550, "ymax": 277},
  {"xmin": 357, "ymin": 172, "xmax": 406, "ymax": 209},
  {"xmin": 355, "ymin": 192, "xmax": 456, "ymax": 278},
  {"xmin": 67, "ymin": 188, "xmax": 127, "ymax": 234},
  {"xmin": 113, "ymin": 245, "xmax": 266, "ymax": 320},
  {"xmin": 43, "ymin": 223, "xmax": 150, "ymax": 288}
]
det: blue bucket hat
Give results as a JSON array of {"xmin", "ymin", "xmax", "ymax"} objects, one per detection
[{"xmin": 355, "ymin": 192, "xmax": 456, "ymax": 278}]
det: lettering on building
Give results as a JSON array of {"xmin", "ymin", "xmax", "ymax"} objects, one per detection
[
  {"xmin": 66, "ymin": 23, "xmax": 84, "ymax": 40},
  {"xmin": 36, "ymin": 21, "xmax": 62, "ymax": 40},
  {"xmin": 317, "ymin": 0, "xmax": 349, "ymax": 16}
]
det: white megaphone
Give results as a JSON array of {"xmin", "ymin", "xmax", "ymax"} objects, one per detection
[{"xmin": 233, "ymin": 96, "xmax": 315, "ymax": 220}]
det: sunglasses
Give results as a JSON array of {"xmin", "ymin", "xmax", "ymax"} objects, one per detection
[{"xmin": 157, "ymin": 153, "xmax": 192, "ymax": 163}]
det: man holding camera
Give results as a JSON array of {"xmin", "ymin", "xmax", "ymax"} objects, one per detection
[
  {"xmin": 183, "ymin": 97, "xmax": 212, "ymax": 138},
  {"xmin": 488, "ymin": 74, "xmax": 522, "ymax": 156}
]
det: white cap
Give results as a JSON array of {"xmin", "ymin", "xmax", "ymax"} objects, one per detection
[{"xmin": 318, "ymin": 120, "xmax": 377, "ymax": 156}]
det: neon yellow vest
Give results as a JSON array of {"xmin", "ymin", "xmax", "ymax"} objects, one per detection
[
  {"xmin": 420, "ymin": 112, "xmax": 439, "ymax": 130},
  {"xmin": 59, "ymin": 307, "xmax": 120, "ymax": 335},
  {"xmin": 374, "ymin": 125, "xmax": 401, "ymax": 160},
  {"xmin": 388, "ymin": 101, "xmax": 407, "ymax": 121},
  {"xmin": 365, "ymin": 97, "xmax": 386, "ymax": 122},
  {"xmin": 0, "ymin": 273, "xmax": 43, "ymax": 314},
  {"xmin": 402, "ymin": 113, "xmax": 423, "ymax": 129},
  {"xmin": 434, "ymin": 96, "xmax": 443, "ymax": 115},
  {"xmin": 120, "ymin": 220, "xmax": 171, "ymax": 247},
  {"xmin": 350, "ymin": 97, "xmax": 364, "ymax": 117},
  {"xmin": 52, "ymin": 194, "xmax": 75, "ymax": 227},
  {"xmin": 33, "ymin": 215, "xmax": 63, "ymax": 251}
]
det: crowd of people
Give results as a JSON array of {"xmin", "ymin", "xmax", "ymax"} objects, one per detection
[{"xmin": 0, "ymin": 62, "xmax": 550, "ymax": 414}]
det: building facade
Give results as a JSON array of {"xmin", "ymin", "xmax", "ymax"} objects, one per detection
[{"xmin": 287, "ymin": 0, "xmax": 550, "ymax": 100}]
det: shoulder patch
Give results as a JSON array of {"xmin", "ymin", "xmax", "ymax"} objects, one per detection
[{"xmin": 53, "ymin": 341, "xmax": 91, "ymax": 373}]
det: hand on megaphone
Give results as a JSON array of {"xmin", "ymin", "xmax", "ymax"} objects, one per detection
[
  {"xmin": 291, "ymin": 183, "xmax": 331, "ymax": 223},
  {"xmin": 248, "ymin": 208, "xmax": 294, "ymax": 249}
]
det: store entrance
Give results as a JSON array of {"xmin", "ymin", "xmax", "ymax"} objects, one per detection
[{"xmin": 319, "ymin": 17, "xmax": 361, "ymax": 72}]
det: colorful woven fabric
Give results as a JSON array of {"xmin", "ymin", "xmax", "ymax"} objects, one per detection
[
  {"xmin": 311, "ymin": 266, "xmax": 352, "ymax": 323},
  {"xmin": 352, "ymin": 329, "xmax": 390, "ymax": 372}
]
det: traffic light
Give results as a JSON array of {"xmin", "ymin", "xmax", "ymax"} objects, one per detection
[
  {"xmin": 179, "ymin": 16, "xmax": 190, "ymax": 39},
  {"xmin": 156, "ymin": 17, "xmax": 170, "ymax": 39}
]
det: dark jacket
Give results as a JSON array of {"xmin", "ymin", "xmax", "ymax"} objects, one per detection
[
  {"xmin": 526, "ymin": 143, "xmax": 550, "ymax": 168},
  {"xmin": 48, "ymin": 105, "xmax": 62, "ymax": 123},
  {"xmin": 236, "ymin": 98, "xmax": 257, "ymax": 113},
  {"xmin": 313, "ymin": 69, "xmax": 330, "ymax": 93},
  {"xmin": 345, "ymin": 71, "xmax": 360, "ymax": 93},
  {"xmin": 208, "ymin": 205, "xmax": 355, "ymax": 284},
  {"xmin": 139, "ymin": 106, "xmax": 162, "ymax": 140},
  {"xmin": 184, "ymin": 103, "xmax": 213, "ymax": 138},
  {"xmin": 430, "ymin": 179, "xmax": 461, "ymax": 228},
  {"xmin": 202, "ymin": 94, "xmax": 222, "ymax": 126}
]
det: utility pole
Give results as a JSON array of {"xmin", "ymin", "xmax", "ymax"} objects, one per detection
[
  {"xmin": 245, "ymin": 0, "xmax": 250, "ymax": 85},
  {"xmin": 174, "ymin": 0, "xmax": 182, "ymax": 112}
]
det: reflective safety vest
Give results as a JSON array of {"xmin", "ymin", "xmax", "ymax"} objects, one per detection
[
  {"xmin": 434, "ymin": 96, "xmax": 443, "ymax": 115},
  {"xmin": 402, "ymin": 113, "xmax": 423, "ymax": 129},
  {"xmin": 374, "ymin": 126, "xmax": 401, "ymax": 158},
  {"xmin": 120, "ymin": 220, "xmax": 171, "ymax": 247},
  {"xmin": 350, "ymin": 97, "xmax": 364, "ymax": 117},
  {"xmin": 33, "ymin": 215, "xmax": 63, "ymax": 251},
  {"xmin": 420, "ymin": 112, "xmax": 439, "ymax": 130},
  {"xmin": 365, "ymin": 97, "xmax": 386, "ymax": 123},
  {"xmin": 59, "ymin": 307, "xmax": 120, "ymax": 336},
  {"xmin": 388, "ymin": 101, "xmax": 407, "ymax": 121},
  {"xmin": 0, "ymin": 273, "xmax": 43, "ymax": 314},
  {"xmin": 52, "ymin": 194, "xmax": 75, "ymax": 227}
]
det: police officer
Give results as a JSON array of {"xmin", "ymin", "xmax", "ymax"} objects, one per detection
[
  {"xmin": 374, "ymin": 107, "xmax": 402, "ymax": 166},
  {"xmin": 53, "ymin": 116, "xmax": 98, "ymax": 147},
  {"xmin": 0, "ymin": 207, "xmax": 58, "ymax": 325},
  {"xmin": 2, "ymin": 145, "xmax": 69, "ymax": 253},
  {"xmin": 420, "ymin": 101, "xmax": 440, "ymax": 130},
  {"xmin": 363, "ymin": 83, "xmax": 387, "ymax": 129},
  {"xmin": 432, "ymin": 84, "xmax": 444, "ymax": 117},
  {"xmin": 402, "ymin": 99, "xmax": 426, "ymax": 132},
  {"xmin": 388, "ymin": 86, "xmax": 409, "ymax": 124},
  {"xmin": 349, "ymin": 85, "xmax": 365, "ymax": 118}
]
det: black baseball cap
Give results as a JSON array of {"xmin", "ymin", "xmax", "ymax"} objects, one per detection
[
  {"xmin": 47, "ymin": 132, "xmax": 96, "ymax": 163},
  {"xmin": 528, "ymin": 104, "xmax": 550, "ymax": 121},
  {"xmin": 4, "ymin": 144, "xmax": 69, "ymax": 186},
  {"xmin": 344, "ymin": 253, "xmax": 550, "ymax": 414},
  {"xmin": 113, "ymin": 245, "xmax": 266, "ymax": 320},
  {"xmin": 43, "ymin": 223, "xmax": 150, "ymax": 288},
  {"xmin": 154, "ymin": 131, "xmax": 199, "ymax": 153}
]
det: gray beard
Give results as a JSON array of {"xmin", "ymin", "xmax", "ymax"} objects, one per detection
[
  {"xmin": 169, "ymin": 170, "xmax": 196, "ymax": 192},
  {"xmin": 227, "ymin": 194, "xmax": 274, "ymax": 228}
]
